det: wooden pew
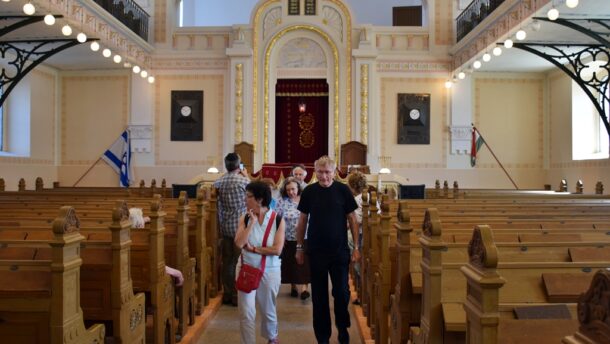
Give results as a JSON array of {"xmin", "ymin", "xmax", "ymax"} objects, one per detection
[
  {"xmin": 408, "ymin": 210, "xmax": 610, "ymax": 344},
  {"xmin": 0, "ymin": 206, "xmax": 106, "ymax": 344},
  {"xmin": 83, "ymin": 201, "xmax": 147, "ymax": 343},
  {"xmin": 0, "ymin": 193, "xmax": 205, "ymax": 339}
]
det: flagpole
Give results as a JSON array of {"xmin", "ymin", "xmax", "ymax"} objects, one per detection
[
  {"xmin": 473, "ymin": 125, "xmax": 519, "ymax": 190},
  {"xmin": 72, "ymin": 157, "xmax": 102, "ymax": 187}
]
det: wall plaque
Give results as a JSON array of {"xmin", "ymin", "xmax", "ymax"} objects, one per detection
[
  {"xmin": 171, "ymin": 90, "xmax": 203, "ymax": 141},
  {"xmin": 397, "ymin": 93, "xmax": 430, "ymax": 144}
]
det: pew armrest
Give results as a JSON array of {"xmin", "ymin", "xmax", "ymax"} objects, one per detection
[
  {"xmin": 411, "ymin": 272, "xmax": 422, "ymax": 294},
  {"xmin": 442, "ymin": 303, "xmax": 466, "ymax": 332}
]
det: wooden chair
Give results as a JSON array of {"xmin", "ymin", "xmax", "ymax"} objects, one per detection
[
  {"xmin": 234, "ymin": 142, "xmax": 254, "ymax": 172},
  {"xmin": 340, "ymin": 141, "xmax": 367, "ymax": 168}
]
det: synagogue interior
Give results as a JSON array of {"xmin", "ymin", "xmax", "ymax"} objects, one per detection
[{"xmin": 1, "ymin": 0, "xmax": 610, "ymax": 343}]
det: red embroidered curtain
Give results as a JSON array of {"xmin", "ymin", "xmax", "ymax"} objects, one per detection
[{"xmin": 275, "ymin": 79, "xmax": 328, "ymax": 164}]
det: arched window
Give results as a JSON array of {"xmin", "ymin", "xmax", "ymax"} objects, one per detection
[{"xmin": 571, "ymin": 80, "xmax": 609, "ymax": 160}]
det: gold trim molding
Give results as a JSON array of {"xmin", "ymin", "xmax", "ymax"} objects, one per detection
[
  {"xmin": 235, "ymin": 63, "xmax": 243, "ymax": 143},
  {"xmin": 360, "ymin": 64, "xmax": 368, "ymax": 144}
]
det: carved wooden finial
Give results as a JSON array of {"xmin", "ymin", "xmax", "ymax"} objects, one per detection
[
  {"xmin": 560, "ymin": 179, "xmax": 568, "ymax": 192},
  {"xmin": 422, "ymin": 208, "xmax": 441, "ymax": 237},
  {"xmin": 362, "ymin": 188, "xmax": 369, "ymax": 205},
  {"xmin": 161, "ymin": 179, "xmax": 166, "ymax": 188},
  {"xmin": 151, "ymin": 194, "xmax": 164, "ymax": 212},
  {"xmin": 151, "ymin": 179, "xmax": 157, "ymax": 188},
  {"xmin": 380, "ymin": 194, "xmax": 390, "ymax": 214},
  {"xmin": 139, "ymin": 180, "xmax": 145, "ymax": 188},
  {"xmin": 197, "ymin": 187, "xmax": 204, "ymax": 201},
  {"xmin": 18, "ymin": 178, "xmax": 25, "ymax": 191},
  {"xmin": 453, "ymin": 181, "xmax": 459, "ymax": 190},
  {"xmin": 52, "ymin": 206, "xmax": 80, "ymax": 234},
  {"xmin": 576, "ymin": 180, "xmax": 584, "ymax": 194},
  {"xmin": 443, "ymin": 180, "xmax": 449, "ymax": 190},
  {"xmin": 112, "ymin": 201, "xmax": 130, "ymax": 222},
  {"xmin": 435, "ymin": 180, "xmax": 440, "ymax": 190},
  {"xmin": 179, "ymin": 190, "xmax": 188, "ymax": 206},
  {"xmin": 370, "ymin": 190, "xmax": 378, "ymax": 209},
  {"xmin": 397, "ymin": 200, "xmax": 410, "ymax": 224},
  {"xmin": 468, "ymin": 225, "xmax": 499, "ymax": 269},
  {"xmin": 35, "ymin": 177, "xmax": 43, "ymax": 191},
  {"xmin": 596, "ymin": 181, "xmax": 604, "ymax": 195},
  {"xmin": 0, "ymin": 178, "xmax": 5, "ymax": 191},
  {"xmin": 574, "ymin": 269, "xmax": 610, "ymax": 343}
]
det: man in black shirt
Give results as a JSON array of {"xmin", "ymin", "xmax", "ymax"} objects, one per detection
[{"xmin": 295, "ymin": 156, "xmax": 360, "ymax": 344}]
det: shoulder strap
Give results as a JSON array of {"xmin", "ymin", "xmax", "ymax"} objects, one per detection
[{"xmin": 259, "ymin": 211, "xmax": 277, "ymax": 272}]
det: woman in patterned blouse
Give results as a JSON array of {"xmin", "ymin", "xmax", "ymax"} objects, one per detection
[{"xmin": 277, "ymin": 176, "xmax": 311, "ymax": 300}]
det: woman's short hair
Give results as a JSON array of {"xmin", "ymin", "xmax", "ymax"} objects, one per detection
[
  {"xmin": 280, "ymin": 177, "xmax": 302, "ymax": 198},
  {"xmin": 347, "ymin": 171, "xmax": 368, "ymax": 194},
  {"xmin": 246, "ymin": 180, "xmax": 272, "ymax": 207}
]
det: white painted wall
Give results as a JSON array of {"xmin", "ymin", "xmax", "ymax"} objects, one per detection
[{"xmin": 181, "ymin": 0, "xmax": 424, "ymax": 26}]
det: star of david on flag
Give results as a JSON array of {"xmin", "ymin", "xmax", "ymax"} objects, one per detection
[{"xmin": 101, "ymin": 129, "xmax": 134, "ymax": 187}]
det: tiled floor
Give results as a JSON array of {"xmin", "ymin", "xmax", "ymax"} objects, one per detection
[{"xmin": 197, "ymin": 284, "xmax": 362, "ymax": 344}]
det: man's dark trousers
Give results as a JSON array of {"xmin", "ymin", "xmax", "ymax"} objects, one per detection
[
  {"xmin": 309, "ymin": 250, "xmax": 351, "ymax": 343},
  {"xmin": 221, "ymin": 236, "xmax": 241, "ymax": 303}
]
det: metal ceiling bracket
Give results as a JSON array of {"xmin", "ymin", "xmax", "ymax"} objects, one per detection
[
  {"xmin": 0, "ymin": 39, "xmax": 98, "ymax": 108},
  {"xmin": 0, "ymin": 15, "xmax": 64, "ymax": 38},
  {"xmin": 512, "ymin": 42, "xmax": 610, "ymax": 137},
  {"xmin": 534, "ymin": 17, "xmax": 610, "ymax": 49}
]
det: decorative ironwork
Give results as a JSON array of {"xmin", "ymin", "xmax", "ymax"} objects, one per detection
[
  {"xmin": 92, "ymin": 0, "xmax": 149, "ymax": 41},
  {"xmin": 456, "ymin": 0, "xmax": 506, "ymax": 42},
  {"xmin": 534, "ymin": 18, "xmax": 610, "ymax": 49},
  {"xmin": 512, "ymin": 42, "xmax": 610, "ymax": 137},
  {"xmin": 1, "ymin": 15, "xmax": 62, "ymax": 38},
  {"xmin": 0, "ymin": 38, "xmax": 97, "ymax": 108}
]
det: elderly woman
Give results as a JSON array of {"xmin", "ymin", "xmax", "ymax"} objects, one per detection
[
  {"xmin": 277, "ymin": 176, "xmax": 311, "ymax": 300},
  {"xmin": 234, "ymin": 181, "xmax": 285, "ymax": 344}
]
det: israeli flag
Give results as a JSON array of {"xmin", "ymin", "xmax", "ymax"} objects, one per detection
[{"xmin": 101, "ymin": 129, "xmax": 133, "ymax": 187}]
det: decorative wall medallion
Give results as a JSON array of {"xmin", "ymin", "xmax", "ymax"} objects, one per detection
[
  {"xmin": 171, "ymin": 90, "xmax": 204, "ymax": 141},
  {"xmin": 397, "ymin": 93, "xmax": 430, "ymax": 144}
]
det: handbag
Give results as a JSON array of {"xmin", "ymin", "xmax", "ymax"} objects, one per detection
[{"xmin": 236, "ymin": 211, "xmax": 277, "ymax": 293}]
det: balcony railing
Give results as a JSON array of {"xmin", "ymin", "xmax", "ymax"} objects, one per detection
[
  {"xmin": 93, "ymin": 0, "xmax": 149, "ymax": 41},
  {"xmin": 456, "ymin": 0, "xmax": 505, "ymax": 42}
]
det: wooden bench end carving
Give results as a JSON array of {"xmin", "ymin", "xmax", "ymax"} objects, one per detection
[
  {"xmin": 53, "ymin": 206, "xmax": 80, "ymax": 234},
  {"xmin": 422, "ymin": 208, "xmax": 441, "ymax": 237},
  {"xmin": 576, "ymin": 269, "xmax": 610, "ymax": 343},
  {"xmin": 468, "ymin": 225, "xmax": 498, "ymax": 269}
]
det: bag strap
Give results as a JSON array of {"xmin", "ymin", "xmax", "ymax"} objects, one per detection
[{"xmin": 259, "ymin": 211, "xmax": 277, "ymax": 272}]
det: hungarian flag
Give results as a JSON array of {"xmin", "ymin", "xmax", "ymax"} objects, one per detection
[{"xmin": 470, "ymin": 129, "xmax": 485, "ymax": 167}]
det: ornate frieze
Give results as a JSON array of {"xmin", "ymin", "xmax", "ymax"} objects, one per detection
[
  {"xmin": 152, "ymin": 58, "xmax": 228, "ymax": 70},
  {"xmin": 377, "ymin": 60, "xmax": 451, "ymax": 73}
]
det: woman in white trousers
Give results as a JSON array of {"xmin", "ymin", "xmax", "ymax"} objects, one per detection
[{"xmin": 235, "ymin": 180, "xmax": 286, "ymax": 344}]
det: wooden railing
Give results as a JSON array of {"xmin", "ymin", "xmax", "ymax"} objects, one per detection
[
  {"xmin": 93, "ymin": 0, "xmax": 150, "ymax": 41},
  {"xmin": 456, "ymin": 0, "xmax": 506, "ymax": 42}
]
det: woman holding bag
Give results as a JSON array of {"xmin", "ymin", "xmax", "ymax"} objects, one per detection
[{"xmin": 234, "ymin": 180, "xmax": 286, "ymax": 344}]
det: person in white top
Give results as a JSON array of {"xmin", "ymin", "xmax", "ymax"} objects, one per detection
[{"xmin": 234, "ymin": 181, "xmax": 286, "ymax": 344}]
